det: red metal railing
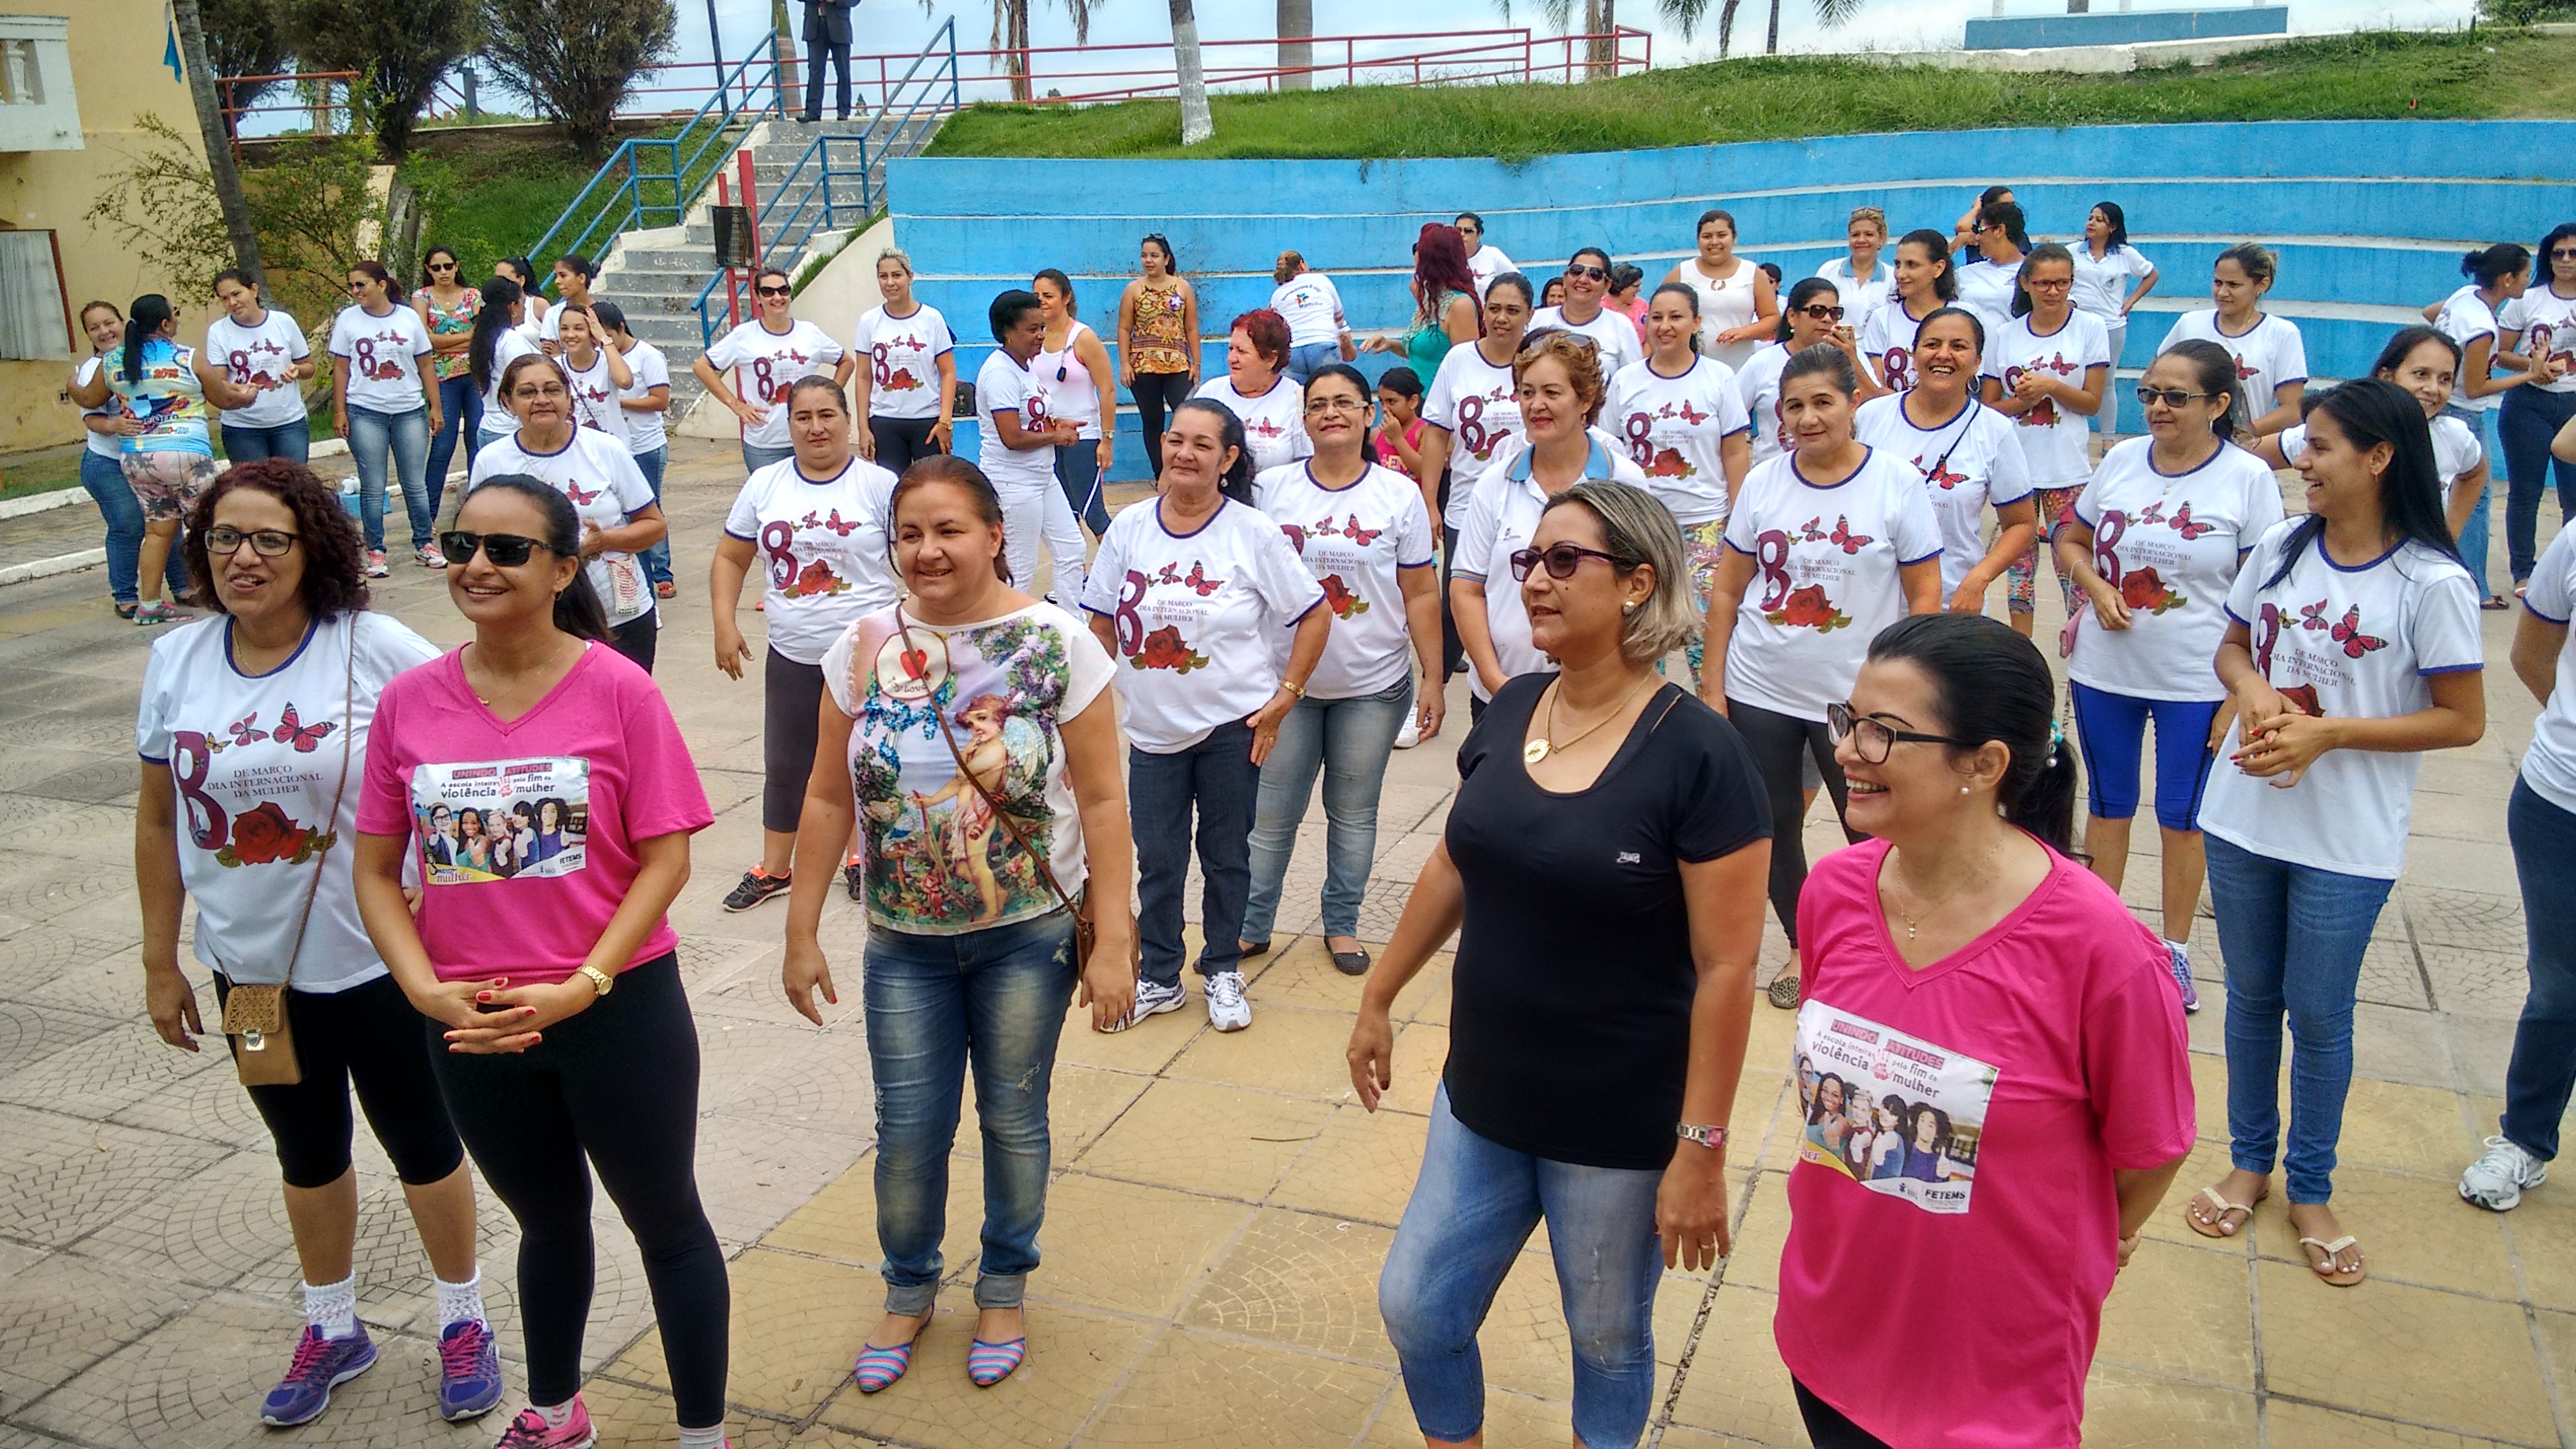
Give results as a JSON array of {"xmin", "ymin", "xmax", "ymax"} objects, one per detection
[
  {"xmin": 215, "ymin": 71, "xmax": 361, "ymax": 149},
  {"xmin": 959, "ymin": 27, "xmax": 1653, "ymax": 106}
]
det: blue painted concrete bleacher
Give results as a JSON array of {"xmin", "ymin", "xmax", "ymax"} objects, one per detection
[
  {"xmin": 891, "ymin": 120, "xmax": 2576, "ymax": 483},
  {"xmin": 1964, "ymin": 6, "xmax": 2286, "ymax": 50}
]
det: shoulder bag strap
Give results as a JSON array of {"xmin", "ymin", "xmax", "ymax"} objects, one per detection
[
  {"xmin": 900, "ymin": 608, "xmax": 1082, "ymax": 920},
  {"xmin": 278, "ymin": 620, "xmax": 360, "ymax": 979}
]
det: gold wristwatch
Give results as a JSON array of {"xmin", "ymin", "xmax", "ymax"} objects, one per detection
[{"xmin": 575, "ymin": 964, "xmax": 615, "ymax": 998}]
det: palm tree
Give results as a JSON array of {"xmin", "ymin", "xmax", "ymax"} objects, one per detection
[
  {"xmin": 1170, "ymin": 0, "xmax": 1212, "ymax": 143},
  {"xmin": 991, "ymin": 0, "xmax": 1101, "ymax": 103},
  {"xmin": 1279, "ymin": 0, "xmax": 1312, "ymax": 90},
  {"xmin": 1662, "ymin": 0, "xmax": 1863, "ymax": 57}
]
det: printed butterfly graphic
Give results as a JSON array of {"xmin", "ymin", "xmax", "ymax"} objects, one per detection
[
  {"xmin": 1798, "ymin": 516, "xmax": 1829, "ymax": 544},
  {"xmin": 1279, "ymin": 524, "xmax": 1309, "ymax": 553},
  {"xmin": 1154, "ymin": 561, "xmax": 1185, "ymax": 586},
  {"xmin": 564, "ymin": 481, "xmax": 603, "ymax": 506},
  {"xmin": 228, "ymin": 713, "xmax": 265, "ymax": 747},
  {"xmin": 1917, "ymin": 456, "xmax": 1968, "ymax": 491},
  {"xmin": 1675, "ymin": 399, "xmax": 1710, "ymax": 426},
  {"xmin": 1341, "ymin": 515, "xmax": 1383, "ymax": 546},
  {"xmin": 1181, "ymin": 562, "xmax": 1223, "ymax": 597},
  {"xmin": 1829, "ymin": 517, "xmax": 1874, "ymax": 555},
  {"xmin": 271, "ymin": 705, "xmax": 337, "ymax": 754},
  {"xmin": 2133, "ymin": 501, "xmax": 2166, "ymax": 526},
  {"xmin": 2329, "ymin": 605, "xmax": 2387, "ymax": 659},
  {"xmin": 2168, "ymin": 504, "xmax": 2214, "ymax": 540},
  {"xmin": 819, "ymin": 510, "xmax": 863, "ymax": 536},
  {"xmin": 2233, "ymin": 356, "xmax": 2259, "ymax": 381},
  {"xmin": 2298, "ymin": 600, "xmax": 2332, "ymax": 631}
]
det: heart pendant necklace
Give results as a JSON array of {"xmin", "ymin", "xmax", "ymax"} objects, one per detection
[{"xmin": 1525, "ymin": 673, "xmax": 1655, "ymax": 765}]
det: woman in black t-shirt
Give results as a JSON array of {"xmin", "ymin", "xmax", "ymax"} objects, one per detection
[{"xmin": 1348, "ymin": 480, "xmax": 1773, "ymax": 1449}]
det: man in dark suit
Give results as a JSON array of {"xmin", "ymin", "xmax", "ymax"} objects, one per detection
[{"xmin": 801, "ymin": 0, "xmax": 856, "ymax": 121}]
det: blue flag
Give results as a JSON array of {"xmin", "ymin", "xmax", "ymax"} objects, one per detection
[{"xmin": 163, "ymin": 7, "xmax": 182, "ymax": 82}]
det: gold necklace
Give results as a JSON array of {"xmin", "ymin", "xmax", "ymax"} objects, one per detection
[
  {"xmin": 1524, "ymin": 673, "xmax": 1655, "ymax": 766},
  {"xmin": 1882, "ymin": 840, "xmax": 2003, "ymax": 941}
]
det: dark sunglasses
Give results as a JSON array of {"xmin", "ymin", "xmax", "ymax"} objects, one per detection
[
  {"xmin": 1825, "ymin": 702, "xmax": 1977, "ymax": 765},
  {"xmin": 755, "ymin": 283, "xmax": 792, "ymax": 298},
  {"xmin": 1508, "ymin": 543, "xmax": 1629, "ymax": 581},
  {"xmin": 1795, "ymin": 304, "xmax": 1846, "ymax": 320},
  {"xmin": 426, "ymin": 259, "xmax": 458, "ymax": 270},
  {"xmin": 438, "ymin": 530, "xmax": 555, "ymax": 567},
  {"xmin": 2135, "ymin": 385, "xmax": 2218, "ymax": 409},
  {"xmin": 2554, "ymin": 248, "xmax": 2576, "ymax": 260},
  {"xmin": 1565, "ymin": 264, "xmax": 1609, "ymax": 282}
]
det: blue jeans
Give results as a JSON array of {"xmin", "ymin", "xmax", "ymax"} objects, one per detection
[
  {"xmin": 2443, "ymin": 403, "xmax": 2499, "ymax": 597},
  {"xmin": 1242, "ymin": 677, "xmax": 1413, "ymax": 942},
  {"xmin": 1286, "ymin": 341, "xmax": 1339, "ymax": 386},
  {"xmin": 1053, "ymin": 441, "xmax": 1110, "ymax": 536},
  {"xmin": 2207, "ymin": 833, "xmax": 2394, "ymax": 1203},
  {"xmin": 426, "ymin": 374, "xmax": 483, "ymax": 500},
  {"xmin": 634, "ymin": 444, "xmax": 672, "ymax": 586},
  {"xmin": 743, "ymin": 443, "xmax": 794, "ymax": 474},
  {"xmin": 1380, "ymin": 1086, "xmax": 1664, "ymax": 1448},
  {"xmin": 219, "ymin": 420, "xmax": 311, "ymax": 465},
  {"xmin": 346, "ymin": 403, "xmax": 433, "ymax": 552},
  {"xmin": 79, "ymin": 451, "xmax": 186, "ymax": 605},
  {"xmin": 1130, "ymin": 720, "xmax": 1261, "ymax": 986},
  {"xmin": 2503, "ymin": 781, "xmax": 2576, "ymax": 1159},
  {"xmin": 863, "ymin": 911, "xmax": 1079, "ymax": 1313},
  {"xmin": 2503, "ymin": 388, "xmax": 2576, "ymax": 584}
]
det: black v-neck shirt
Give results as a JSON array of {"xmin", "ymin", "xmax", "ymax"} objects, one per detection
[{"xmin": 1442, "ymin": 672, "xmax": 1771, "ymax": 1169}]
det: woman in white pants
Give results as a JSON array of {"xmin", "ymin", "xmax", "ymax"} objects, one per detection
[{"xmin": 974, "ymin": 289, "xmax": 1088, "ymax": 609}]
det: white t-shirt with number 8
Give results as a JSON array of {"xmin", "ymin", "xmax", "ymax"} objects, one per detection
[
  {"xmin": 723, "ymin": 456, "xmax": 902, "ymax": 665},
  {"xmin": 702, "ymin": 317, "xmax": 845, "ymax": 450}
]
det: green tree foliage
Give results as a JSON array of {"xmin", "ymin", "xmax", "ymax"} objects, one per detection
[
  {"xmin": 200, "ymin": 0, "xmax": 297, "ymax": 125},
  {"xmin": 287, "ymin": 0, "xmax": 471, "ymax": 159},
  {"xmin": 475, "ymin": 0, "xmax": 678, "ymax": 163}
]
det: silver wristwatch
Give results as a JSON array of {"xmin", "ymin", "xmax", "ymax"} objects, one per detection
[{"xmin": 1676, "ymin": 1122, "xmax": 1728, "ymax": 1150}]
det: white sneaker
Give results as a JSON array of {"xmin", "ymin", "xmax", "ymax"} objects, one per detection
[
  {"xmin": 1392, "ymin": 711, "xmax": 1421, "ymax": 750},
  {"xmin": 364, "ymin": 549, "xmax": 390, "ymax": 578},
  {"xmin": 416, "ymin": 543, "xmax": 447, "ymax": 569},
  {"xmin": 1107, "ymin": 976, "xmax": 1185, "ymax": 1033},
  {"xmin": 1204, "ymin": 971, "xmax": 1252, "ymax": 1032},
  {"xmin": 2460, "ymin": 1135, "xmax": 2548, "ymax": 1211}
]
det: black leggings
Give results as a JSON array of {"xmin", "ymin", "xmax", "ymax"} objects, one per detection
[
  {"xmin": 429, "ymin": 953, "xmax": 728, "ymax": 1426},
  {"xmin": 869, "ymin": 414, "xmax": 943, "ymax": 478},
  {"xmin": 1726, "ymin": 697, "xmax": 1860, "ymax": 945},
  {"xmin": 219, "ymin": 972, "xmax": 464, "ymax": 1190},
  {"xmin": 609, "ymin": 612, "xmax": 657, "ymax": 674},
  {"xmin": 1795, "ymin": 1379, "xmax": 1896, "ymax": 1448},
  {"xmin": 1132, "ymin": 370, "xmax": 1192, "ymax": 477},
  {"xmin": 763, "ymin": 647, "xmax": 826, "ymax": 835}
]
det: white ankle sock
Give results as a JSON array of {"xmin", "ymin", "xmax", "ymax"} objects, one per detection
[
  {"xmin": 435, "ymin": 1270, "xmax": 486, "ymax": 1328},
  {"xmin": 677, "ymin": 1427, "xmax": 726, "ymax": 1449},
  {"xmin": 535, "ymin": 1399, "xmax": 578, "ymax": 1430},
  {"xmin": 302, "ymin": 1276, "xmax": 358, "ymax": 1339}
]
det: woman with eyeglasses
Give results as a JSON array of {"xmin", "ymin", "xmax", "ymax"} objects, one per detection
[
  {"xmin": 1194, "ymin": 307, "xmax": 1312, "ymax": 475},
  {"xmin": 415, "ymin": 245, "xmax": 481, "ymax": 485},
  {"xmin": 1421, "ymin": 273, "xmax": 1537, "ymax": 684},
  {"xmin": 2499, "ymin": 223, "xmax": 2576, "ymax": 595},
  {"xmin": 1855, "ymin": 307, "xmax": 2038, "ymax": 622},
  {"xmin": 1702, "ymin": 343, "xmax": 1944, "ymax": 1009},
  {"xmin": 1358, "ymin": 480, "xmax": 1769, "ymax": 1449},
  {"xmin": 1085, "ymin": 399, "xmax": 1329, "ymax": 1035},
  {"xmin": 2186, "ymin": 379, "xmax": 2485, "ymax": 1286},
  {"xmin": 1986, "ymin": 245, "xmax": 2110, "ymax": 638},
  {"xmin": 1241, "ymin": 363, "xmax": 1443, "ymax": 977},
  {"xmin": 976, "ymin": 288, "xmax": 1091, "ymax": 609},
  {"xmin": 711, "ymin": 376, "xmax": 899, "ymax": 914},
  {"xmin": 1741, "ymin": 279, "xmax": 1862, "ymax": 469},
  {"xmin": 1117, "ymin": 233, "xmax": 1199, "ymax": 477},
  {"xmin": 2156, "ymin": 242, "xmax": 2308, "ymax": 437},
  {"xmin": 1608, "ymin": 283, "xmax": 1754, "ymax": 686},
  {"xmin": 469, "ymin": 354, "xmax": 668, "ymax": 670},
  {"xmin": 2055, "ymin": 340, "xmax": 2282, "ymax": 1020},
  {"xmin": 851, "ymin": 248, "xmax": 958, "ymax": 480},
  {"xmin": 1663, "ymin": 208, "xmax": 1777, "ymax": 374},
  {"xmin": 355, "ymin": 475, "xmax": 727, "ymax": 1449},
  {"xmin": 208, "ymin": 268, "xmax": 316, "ymax": 466},
  {"xmin": 1859, "ymin": 229, "xmax": 1960, "ymax": 398},
  {"xmin": 1365, "ymin": 223, "xmax": 1481, "ymax": 389},
  {"xmin": 2072, "ymin": 203, "xmax": 2159, "ymax": 436},
  {"xmin": 1533, "ymin": 247, "xmax": 1643, "ymax": 376},
  {"xmin": 695, "ymin": 266, "xmax": 853, "ymax": 473},
  {"xmin": 328, "ymin": 264, "xmax": 443, "ymax": 577},
  {"xmin": 1777, "ymin": 613, "xmax": 2192, "ymax": 1449},
  {"xmin": 1810, "ymin": 206, "xmax": 1893, "ymax": 328},
  {"xmin": 1454, "ymin": 332, "xmax": 1649, "ymax": 724},
  {"xmin": 135, "ymin": 459, "xmax": 500, "ymax": 1432},
  {"xmin": 466, "ymin": 276, "xmax": 540, "ymax": 456},
  {"xmin": 2432, "ymin": 243, "xmax": 2545, "ymax": 608},
  {"xmin": 1954, "ymin": 201, "xmax": 2031, "ymax": 343},
  {"xmin": 1034, "ymin": 268, "xmax": 1118, "ymax": 536}
]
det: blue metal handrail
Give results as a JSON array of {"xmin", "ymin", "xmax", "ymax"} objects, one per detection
[
  {"xmin": 521, "ymin": 36, "xmax": 784, "ymax": 283},
  {"xmin": 692, "ymin": 20, "xmax": 960, "ymax": 349}
]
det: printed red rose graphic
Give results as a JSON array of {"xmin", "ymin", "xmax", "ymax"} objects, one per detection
[
  {"xmin": 2118, "ymin": 566, "xmax": 2186, "ymax": 615},
  {"xmin": 1131, "ymin": 625, "xmax": 1210, "ymax": 673},
  {"xmin": 886, "ymin": 367, "xmax": 920, "ymax": 391},
  {"xmin": 2277, "ymin": 683, "xmax": 2323, "ymax": 717},
  {"xmin": 1764, "ymin": 584, "xmax": 1852, "ymax": 631},
  {"xmin": 1320, "ymin": 574, "xmax": 1370, "ymax": 619},
  {"xmin": 1648, "ymin": 447, "xmax": 1692, "ymax": 479},
  {"xmin": 215, "ymin": 800, "xmax": 331, "ymax": 868},
  {"xmin": 784, "ymin": 558, "xmax": 850, "ymax": 599}
]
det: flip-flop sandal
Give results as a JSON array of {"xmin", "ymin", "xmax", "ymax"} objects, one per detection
[
  {"xmin": 2299, "ymin": 1234, "xmax": 2367, "ymax": 1286},
  {"xmin": 853, "ymin": 1341, "xmax": 916, "ymax": 1393},
  {"xmin": 966, "ymin": 1337, "xmax": 1026, "ymax": 1387},
  {"xmin": 2185, "ymin": 1185, "xmax": 2260, "ymax": 1239},
  {"xmin": 2482, "ymin": 594, "xmax": 2511, "ymax": 610}
]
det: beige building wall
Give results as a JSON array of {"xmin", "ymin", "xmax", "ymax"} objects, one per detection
[{"xmin": 1, "ymin": 0, "xmax": 205, "ymax": 451}]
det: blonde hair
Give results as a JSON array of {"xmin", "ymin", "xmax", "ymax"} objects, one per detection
[
  {"xmin": 1512, "ymin": 330, "xmax": 1608, "ymax": 425},
  {"xmin": 1275, "ymin": 250, "xmax": 1305, "ymax": 284},
  {"xmin": 1848, "ymin": 205, "xmax": 1888, "ymax": 236},
  {"xmin": 1546, "ymin": 481, "xmax": 1698, "ymax": 664},
  {"xmin": 876, "ymin": 247, "xmax": 915, "ymax": 279}
]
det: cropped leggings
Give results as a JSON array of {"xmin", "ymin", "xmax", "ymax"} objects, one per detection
[
  {"xmin": 216, "ymin": 971, "xmax": 463, "ymax": 1190},
  {"xmin": 1726, "ymin": 698, "xmax": 1859, "ymax": 945},
  {"xmin": 763, "ymin": 647, "xmax": 827, "ymax": 835},
  {"xmin": 429, "ymin": 953, "xmax": 728, "ymax": 1427}
]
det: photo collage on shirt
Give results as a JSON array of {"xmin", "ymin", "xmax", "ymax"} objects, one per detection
[
  {"xmin": 409, "ymin": 756, "xmax": 592, "ymax": 885},
  {"xmin": 1794, "ymin": 1000, "xmax": 2000, "ymax": 1214}
]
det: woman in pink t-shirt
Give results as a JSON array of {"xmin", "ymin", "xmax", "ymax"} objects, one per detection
[
  {"xmin": 1777, "ymin": 613, "xmax": 2195, "ymax": 1447},
  {"xmin": 353, "ymin": 476, "xmax": 724, "ymax": 1449}
]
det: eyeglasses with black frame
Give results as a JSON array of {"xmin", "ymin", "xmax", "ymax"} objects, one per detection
[
  {"xmin": 1825, "ymin": 701, "xmax": 1979, "ymax": 764},
  {"xmin": 1508, "ymin": 542, "xmax": 1631, "ymax": 581},
  {"xmin": 437, "ymin": 530, "xmax": 555, "ymax": 568},
  {"xmin": 204, "ymin": 526, "xmax": 299, "ymax": 558}
]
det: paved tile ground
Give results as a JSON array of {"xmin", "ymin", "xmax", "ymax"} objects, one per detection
[{"xmin": 1, "ymin": 436, "xmax": 2570, "ymax": 1448}]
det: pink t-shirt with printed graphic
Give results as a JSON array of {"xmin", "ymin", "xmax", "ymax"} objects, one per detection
[
  {"xmin": 356, "ymin": 644, "xmax": 713, "ymax": 984},
  {"xmin": 1777, "ymin": 839, "xmax": 2195, "ymax": 1448}
]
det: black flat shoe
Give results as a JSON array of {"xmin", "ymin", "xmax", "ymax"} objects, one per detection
[
  {"xmin": 1238, "ymin": 940, "xmax": 1272, "ymax": 960},
  {"xmin": 1331, "ymin": 948, "xmax": 1371, "ymax": 977}
]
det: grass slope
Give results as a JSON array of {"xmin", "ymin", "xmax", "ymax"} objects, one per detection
[{"xmin": 925, "ymin": 28, "xmax": 2576, "ymax": 161}]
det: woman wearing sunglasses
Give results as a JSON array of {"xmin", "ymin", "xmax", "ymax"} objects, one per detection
[
  {"xmin": 1608, "ymin": 282, "xmax": 1754, "ymax": 687},
  {"xmin": 1858, "ymin": 229, "xmax": 1960, "ymax": 398},
  {"xmin": 1703, "ymin": 343, "xmax": 1944, "ymax": 1009},
  {"xmin": 1740, "ymin": 279, "xmax": 1861, "ymax": 469},
  {"xmin": 850, "ymin": 248, "xmax": 957, "ymax": 478},
  {"xmin": 1533, "ymin": 247, "xmax": 1642, "ymax": 376},
  {"xmin": 1986, "ymin": 245, "xmax": 2110, "ymax": 638},
  {"xmin": 784, "ymin": 455, "xmax": 1137, "ymax": 1395},
  {"xmin": 415, "ymin": 245, "xmax": 482, "ymax": 483},
  {"xmin": 1454, "ymin": 331, "xmax": 1648, "ymax": 724},
  {"xmin": 135, "ymin": 459, "xmax": 500, "ymax": 1431},
  {"xmin": 1663, "ymin": 208, "xmax": 1777, "ymax": 373},
  {"xmin": 1855, "ymin": 306, "xmax": 2038, "ymax": 622},
  {"xmin": 1034, "ymin": 268, "xmax": 1117, "ymax": 536},
  {"xmin": 1776, "ymin": 613, "xmax": 2192, "ymax": 1449},
  {"xmin": 356, "ymin": 475, "xmax": 725, "ymax": 1449},
  {"xmin": 2156, "ymin": 242, "xmax": 2308, "ymax": 437},
  {"xmin": 1357, "ymin": 480, "xmax": 1769, "ymax": 1449},
  {"xmin": 694, "ymin": 266, "xmax": 853, "ymax": 474},
  {"xmin": 2188, "ymin": 380, "xmax": 2485, "ymax": 1286},
  {"xmin": 469, "ymin": 354, "xmax": 668, "ymax": 671},
  {"xmin": 1240, "ymin": 363, "xmax": 1443, "ymax": 977},
  {"xmin": 2055, "ymin": 341, "xmax": 2282, "ymax": 1019}
]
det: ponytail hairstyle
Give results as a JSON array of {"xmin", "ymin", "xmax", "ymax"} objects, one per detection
[
  {"xmin": 2160, "ymin": 338, "xmax": 2252, "ymax": 444},
  {"xmin": 122, "ymin": 294, "xmax": 174, "ymax": 383},
  {"xmin": 212, "ymin": 268, "xmax": 258, "ymax": 297},
  {"xmin": 469, "ymin": 275, "xmax": 524, "ymax": 391},
  {"xmin": 1896, "ymin": 228, "xmax": 1958, "ymax": 302},
  {"xmin": 988, "ymin": 287, "xmax": 1043, "ymax": 343},
  {"xmin": 496, "ymin": 256, "xmax": 539, "ymax": 291},
  {"xmin": 2091, "ymin": 200, "xmax": 2130, "ymax": 252},
  {"xmin": 1864, "ymin": 612, "xmax": 2080, "ymax": 856},
  {"xmin": 1034, "ymin": 266, "xmax": 1077, "ymax": 319},
  {"xmin": 2215, "ymin": 241, "xmax": 2278, "ymax": 290},
  {"xmin": 1649, "ymin": 280, "xmax": 1702, "ymax": 353},
  {"xmin": 2369, "ymin": 324, "xmax": 2460, "ymax": 380},
  {"xmin": 350, "ymin": 259, "xmax": 403, "ymax": 307},
  {"xmin": 2461, "ymin": 242, "xmax": 2533, "ymax": 290},
  {"xmin": 1776, "ymin": 277, "xmax": 1838, "ymax": 343},
  {"xmin": 2009, "ymin": 242, "xmax": 2076, "ymax": 319},
  {"xmin": 590, "ymin": 299, "xmax": 630, "ymax": 341},
  {"xmin": 890, "ymin": 455, "xmax": 1011, "ymax": 583},
  {"xmin": 1374, "ymin": 362, "xmax": 1424, "ymax": 406},
  {"xmin": 553, "ymin": 253, "xmax": 598, "ymax": 289},
  {"xmin": 2260, "ymin": 377, "xmax": 2461, "ymax": 590},
  {"xmin": 1140, "ymin": 232, "xmax": 1178, "ymax": 278},
  {"xmin": 463, "ymin": 474, "xmax": 612, "ymax": 642},
  {"xmin": 1982, "ymin": 200, "xmax": 2031, "ymax": 253},
  {"xmin": 1172, "ymin": 397, "xmax": 1257, "ymax": 504}
]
